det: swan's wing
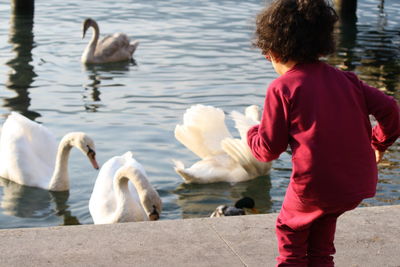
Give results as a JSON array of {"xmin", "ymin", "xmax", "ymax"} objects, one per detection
[
  {"xmin": 244, "ymin": 105, "xmax": 261, "ymax": 122},
  {"xmin": 221, "ymin": 137, "xmax": 271, "ymax": 178},
  {"xmin": 226, "ymin": 105, "xmax": 270, "ymax": 177},
  {"xmin": 96, "ymin": 33, "xmax": 131, "ymax": 58},
  {"xmin": 231, "ymin": 107, "xmax": 259, "ymax": 141},
  {"xmin": 173, "ymin": 154, "xmax": 248, "ymax": 184},
  {"xmin": 173, "ymin": 158, "xmax": 232, "ymax": 183},
  {"xmin": 6, "ymin": 113, "xmax": 57, "ymax": 166},
  {"xmin": 0, "ymin": 112, "xmax": 57, "ymax": 188},
  {"xmin": 175, "ymin": 104, "xmax": 232, "ymax": 159}
]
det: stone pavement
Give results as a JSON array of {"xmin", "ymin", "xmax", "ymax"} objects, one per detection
[{"xmin": 0, "ymin": 205, "xmax": 398, "ymax": 267}]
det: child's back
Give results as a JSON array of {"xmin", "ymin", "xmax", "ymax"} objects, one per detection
[{"xmin": 261, "ymin": 60, "xmax": 398, "ymax": 205}]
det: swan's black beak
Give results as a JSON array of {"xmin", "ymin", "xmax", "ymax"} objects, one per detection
[
  {"xmin": 149, "ymin": 205, "xmax": 160, "ymax": 221},
  {"xmin": 87, "ymin": 146, "xmax": 99, "ymax": 170}
]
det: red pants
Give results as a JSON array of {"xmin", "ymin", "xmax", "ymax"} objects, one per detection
[{"xmin": 276, "ymin": 183, "xmax": 361, "ymax": 267}]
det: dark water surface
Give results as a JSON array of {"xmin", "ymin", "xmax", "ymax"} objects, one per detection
[{"xmin": 0, "ymin": 0, "xmax": 398, "ymax": 228}]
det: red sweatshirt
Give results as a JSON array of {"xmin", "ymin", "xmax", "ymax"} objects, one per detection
[{"xmin": 247, "ymin": 61, "xmax": 400, "ymax": 205}]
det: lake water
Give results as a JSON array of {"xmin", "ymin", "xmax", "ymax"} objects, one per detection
[{"xmin": 0, "ymin": 0, "xmax": 398, "ymax": 229}]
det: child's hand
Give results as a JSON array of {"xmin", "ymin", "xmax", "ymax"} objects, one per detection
[{"xmin": 375, "ymin": 150, "xmax": 385, "ymax": 163}]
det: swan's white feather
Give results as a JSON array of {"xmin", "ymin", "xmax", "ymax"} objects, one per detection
[
  {"xmin": 89, "ymin": 151, "xmax": 162, "ymax": 224},
  {"xmin": 0, "ymin": 112, "xmax": 98, "ymax": 191},
  {"xmin": 89, "ymin": 152, "xmax": 145, "ymax": 224},
  {"xmin": 0, "ymin": 112, "xmax": 57, "ymax": 188},
  {"xmin": 174, "ymin": 105, "xmax": 271, "ymax": 184},
  {"xmin": 230, "ymin": 105, "xmax": 260, "ymax": 141},
  {"xmin": 173, "ymin": 154, "xmax": 248, "ymax": 183},
  {"xmin": 175, "ymin": 104, "xmax": 232, "ymax": 159},
  {"xmin": 221, "ymin": 138, "xmax": 271, "ymax": 178}
]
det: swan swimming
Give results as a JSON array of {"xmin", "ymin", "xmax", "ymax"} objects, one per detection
[
  {"xmin": 0, "ymin": 112, "xmax": 99, "ymax": 191},
  {"xmin": 81, "ymin": 18, "xmax": 139, "ymax": 64},
  {"xmin": 89, "ymin": 151, "xmax": 162, "ymax": 224},
  {"xmin": 173, "ymin": 104, "xmax": 272, "ymax": 184}
]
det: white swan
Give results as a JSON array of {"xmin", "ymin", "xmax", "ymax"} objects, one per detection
[
  {"xmin": 89, "ymin": 151, "xmax": 162, "ymax": 224},
  {"xmin": 173, "ymin": 104, "xmax": 271, "ymax": 184},
  {"xmin": 0, "ymin": 112, "xmax": 99, "ymax": 191},
  {"xmin": 81, "ymin": 18, "xmax": 139, "ymax": 64}
]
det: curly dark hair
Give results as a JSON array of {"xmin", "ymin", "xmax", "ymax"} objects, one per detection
[{"xmin": 254, "ymin": 0, "xmax": 338, "ymax": 63}]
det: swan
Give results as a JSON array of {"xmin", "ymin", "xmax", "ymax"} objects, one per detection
[
  {"xmin": 210, "ymin": 197, "xmax": 258, "ymax": 217},
  {"xmin": 89, "ymin": 151, "xmax": 162, "ymax": 224},
  {"xmin": 0, "ymin": 112, "xmax": 99, "ymax": 191},
  {"xmin": 173, "ymin": 104, "xmax": 272, "ymax": 184},
  {"xmin": 81, "ymin": 18, "xmax": 139, "ymax": 64}
]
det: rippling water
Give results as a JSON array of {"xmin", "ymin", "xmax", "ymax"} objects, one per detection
[{"xmin": 0, "ymin": 0, "xmax": 398, "ymax": 229}]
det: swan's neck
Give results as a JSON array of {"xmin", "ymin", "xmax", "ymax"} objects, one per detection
[
  {"xmin": 83, "ymin": 22, "xmax": 100, "ymax": 61},
  {"xmin": 125, "ymin": 169, "xmax": 159, "ymax": 216},
  {"xmin": 48, "ymin": 135, "xmax": 74, "ymax": 191},
  {"xmin": 113, "ymin": 168, "xmax": 148, "ymax": 223}
]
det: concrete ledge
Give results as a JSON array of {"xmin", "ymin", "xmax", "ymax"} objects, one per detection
[{"xmin": 0, "ymin": 205, "xmax": 399, "ymax": 267}]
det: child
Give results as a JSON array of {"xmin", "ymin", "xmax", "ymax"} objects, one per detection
[{"xmin": 246, "ymin": 0, "xmax": 400, "ymax": 266}]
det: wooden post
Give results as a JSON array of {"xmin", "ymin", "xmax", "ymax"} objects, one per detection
[
  {"xmin": 334, "ymin": 0, "xmax": 357, "ymax": 19},
  {"xmin": 11, "ymin": 0, "xmax": 34, "ymax": 16},
  {"xmin": 378, "ymin": 0, "xmax": 385, "ymax": 12}
]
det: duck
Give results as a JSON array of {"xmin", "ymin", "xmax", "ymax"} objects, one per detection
[
  {"xmin": 0, "ymin": 112, "xmax": 99, "ymax": 191},
  {"xmin": 210, "ymin": 197, "xmax": 258, "ymax": 217},
  {"xmin": 81, "ymin": 18, "xmax": 139, "ymax": 64},
  {"xmin": 173, "ymin": 104, "xmax": 271, "ymax": 184},
  {"xmin": 89, "ymin": 151, "xmax": 162, "ymax": 224}
]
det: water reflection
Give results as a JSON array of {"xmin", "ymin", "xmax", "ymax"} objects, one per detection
[
  {"xmin": 82, "ymin": 61, "xmax": 135, "ymax": 112},
  {"xmin": 83, "ymin": 60, "xmax": 133, "ymax": 74},
  {"xmin": 84, "ymin": 72, "xmax": 102, "ymax": 112},
  {"xmin": 174, "ymin": 175, "xmax": 272, "ymax": 218},
  {"xmin": 333, "ymin": 6, "xmax": 357, "ymax": 71},
  {"xmin": 5, "ymin": 13, "xmax": 40, "ymax": 120},
  {"xmin": 0, "ymin": 177, "xmax": 80, "ymax": 225},
  {"xmin": 329, "ymin": 2, "xmax": 400, "ymax": 99}
]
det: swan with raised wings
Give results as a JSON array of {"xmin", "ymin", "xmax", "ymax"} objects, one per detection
[
  {"xmin": 173, "ymin": 104, "xmax": 271, "ymax": 184},
  {"xmin": 0, "ymin": 112, "xmax": 99, "ymax": 191},
  {"xmin": 89, "ymin": 151, "xmax": 162, "ymax": 224},
  {"xmin": 81, "ymin": 18, "xmax": 139, "ymax": 64}
]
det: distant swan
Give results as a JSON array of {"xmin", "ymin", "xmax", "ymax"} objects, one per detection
[
  {"xmin": 81, "ymin": 18, "xmax": 139, "ymax": 64},
  {"xmin": 89, "ymin": 151, "xmax": 162, "ymax": 224},
  {"xmin": 173, "ymin": 104, "xmax": 271, "ymax": 184},
  {"xmin": 0, "ymin": 112, "xmax": 99, "ymax": 191}
]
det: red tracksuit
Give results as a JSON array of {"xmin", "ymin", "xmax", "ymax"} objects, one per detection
[{"xmin": 247, "ymin": 61, "xmax": 400, "ymax": 266}]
